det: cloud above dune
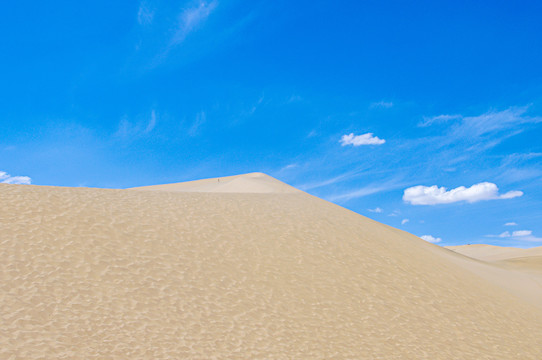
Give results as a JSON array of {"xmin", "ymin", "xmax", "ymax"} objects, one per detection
[
  {"xmin": 0, "ymin": 171, "xmax": 31, "ymax": 185},
  {"xmin": 403, "ymin": 182, "xmax": 523, "ymax": 205},
  {"xmin": 487, "ymin": 229, "xmax": 542, "ymax": 242},
  {"xmin": 340, "ymin": 133, "xmax": 385, "ymax": 146},
  {"xmin": 420, "ymin": 235, "xmax": 442, "ymax": 243},
  {"xmin": 504, "ymin": 222, "xmax": 518, "ymax": 226}
]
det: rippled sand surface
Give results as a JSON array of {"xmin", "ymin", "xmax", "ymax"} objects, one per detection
[{"xmin": 2, "ymin": 174, "xmax": 542, "ymax": 359}]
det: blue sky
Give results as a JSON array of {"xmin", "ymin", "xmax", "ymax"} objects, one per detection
[{"xmin": 2, "ymin": 0, "xmax": 542, "ymax": 247}]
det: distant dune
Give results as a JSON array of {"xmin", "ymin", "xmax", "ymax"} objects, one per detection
[
  {"xmin": 2, "ymin": 173, "xmax": 542, "ymax": 359},
  {"xmin": 447, "ymin": 244, "xmax": 542, "ymax": 281}
]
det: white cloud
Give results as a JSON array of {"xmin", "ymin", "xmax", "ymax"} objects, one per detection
[
  {"xmin": 401, "ymin": 219, "xmax": 409, "ymax": 225},
  {"xmin": 504, "ymin": 222, "xmax": 518, "ymax": 226},
  {"xmin": 368, "ymin": 207, "xmax": 383, "ymax": 213},
  {"xmin": 512, "ymin": 230, "xmax": 532, "ymax": 237},
  {"xmin": 487, "ymin": 229, "xmax": 542, "ymax": 242},
  {"xmin": 340, "ymin": 133, "xmax": 385, "ymax": 146},
  {"xmin": 403, "ymin": 182, "xmax": 523, "ymax": 205},
  {"xmin": 370, "ymin": 100, "xmax": 393, "ymax": 109},
  {"xmin": 420, "ymin": 235, "xmax": 442, "ymax": 243},
  {"xmin": 171, "ymin": 1, "xmax": 218, "ymax": 45},
  {"xmin": 137, "ymin": 1, "xmax": 155, "ymax": 25},
  {"xmin": 0, "ymin": 171, "xmax": 31, "ymax": 185}
]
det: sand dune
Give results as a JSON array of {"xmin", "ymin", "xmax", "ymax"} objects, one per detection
[
  {"xmin": 446, "ymin": 244, "xmax": 542, "ymax": 300},
  {"xmin": 2, "ymin": 173, "xmax": 542, "ymax": 359},
  {"xmin": 131, "ymin": 172, "xmax": 301, "ymax": 194},
  {"xmin": 447, "ymin": 244, "xmax": 542, "ymax": 263}
]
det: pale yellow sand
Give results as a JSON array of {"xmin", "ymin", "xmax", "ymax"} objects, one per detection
[
  {"xmin": 446, "ymin": 244, "xmax": 542, "ymax": 263},
  {"xmin": 2, "ymin": 173, "xmax": 542, "ymax": 359},
  {"xmin": 132, "ymin": 172, "xmax": 301, "ymax": 194},
  {"xmin": 446, "ymin": 244, "xmax": 542, "ymax": 308}
]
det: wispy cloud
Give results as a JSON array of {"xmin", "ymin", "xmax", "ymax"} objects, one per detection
[
  {"xmin": 287, "ymin": 94, "xmax": 302, "ymax": 103},
  {"xmin": 280, "ymin": 163, "xmax": 298, "ymax": 171},
  {"xmin": 401, "ymin": 218, "xmax": 409, "ymax": 225},
  {"xmin": 501, "ymin": 152, "xmax": 542, "ymax": 167},
  {"xmin": 297, "ymin": 168, "xmax": 368, "ymax": 191},
  {"xmin": 328, "ymin": 179, "xmax": 405, "ymax": 202},
  {"xmin": 504, "ymin": 222, "xmax": 518, "ymax": 226},
  {"xmin": 137, "ymin": 1, "xmax": 155, "ymax": 25},
  {"xmin": 388, "ymin": 210, "xmax": 400, "ymax": 217},
  {"xmin": 451, "ymin": 106, "xmax": 541, "ymax": 138},
  {"xmin": 423, "ymin": 106, "xmax": 542, "ymax": 149},
  {"xmin": 403, "ymin": 182, "xmax": 523, "ymax": 205},
  {"xmin": 171, "ymin": 1, "xmax": 218, "ymax": 46},
  {"xmin": 420, "ymin": 235, "xmax": 442, "ymax": 243},
  {"xmin": 188, "ymin": 111, "xmax": 206, "ymax": 136},
  {"xmin": 340, "ymin": 133, "xmax": 385, "ymax": 146},
  {"xmin": 368, "ymin": 207, "xmax": 383, "ymax": 213},
  {"xmin": 0, "ymin": 171, "xmax": 31, "ymax": 185},
  {"xmin": 245, "ymin": 95, "xmax": 264, "ymax": 117},
  {"xmin": 418, "ymin": 114, "xmax": 462, "ymax": 127},
  {"xmin": 115, "ymin": 110, "xmax": 157, "ymax": 139},
  {"xmin": 370, "ymin": 100, "xmax": 393, "ymax": 109},
  {"xmin": 145, "ymin": 109, "xmax": 157, "ymax": 133}
]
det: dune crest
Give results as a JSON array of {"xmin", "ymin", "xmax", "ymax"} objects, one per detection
[
  {"xmin": 131, "ymin": 172, "xmax": 301, "ymax": 194},
  {"xmin": 2, "ymin": 176, "xmax": 542, "ymax": 359}
]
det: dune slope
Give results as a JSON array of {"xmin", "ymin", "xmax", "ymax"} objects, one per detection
[{"xmin": 2, "ymin": 175, "xmax": 542, "ymax": 359}]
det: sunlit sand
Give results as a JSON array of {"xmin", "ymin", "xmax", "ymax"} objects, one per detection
[{"xmin": 2, "ymin": 173, "xmax": 541, "ymax": 358}]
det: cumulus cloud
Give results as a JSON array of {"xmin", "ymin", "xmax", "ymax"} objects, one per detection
[
  {"xmin": 504, "ymin": 222, "xmax": 518, "ymax": 226},
  {"xmin": 0, "ymin": 171, "xmax": 31, "ymax": 185},
  {"xmin": 403, "ymin": 182, "xmax": 523, "ymax": 205},
  {"xmin": 340, "ymin": 133, "xmax": 385, "ymax": 146},
  {"xmin": 368, "ymin": 207, "xmax": 383, "ymax": 213},
  {"xmin": 401, "ymin": 219, "xmax": 409, "ymax": 225},
  {"xmin": 420, "ymin": 235, "xmax": 442, "ymax": 243}
]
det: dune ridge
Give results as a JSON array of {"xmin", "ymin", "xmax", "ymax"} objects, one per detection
[
  {"xmin": 130, "ymin": 172, "xmax": 301, "ymax": 194},
  {"xmin": 2, "ymin": 174, "xmax": 542, "ymax": 359}
]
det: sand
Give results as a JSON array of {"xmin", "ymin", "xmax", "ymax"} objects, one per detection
[{"xmin": 2, "ymin": 173, "xmax": 542, "ymax": 359}]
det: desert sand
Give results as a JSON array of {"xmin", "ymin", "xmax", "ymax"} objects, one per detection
[{"xmin": 2, "ymin": 172, "xmax": 542, "ymax": 359}]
